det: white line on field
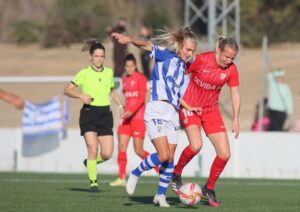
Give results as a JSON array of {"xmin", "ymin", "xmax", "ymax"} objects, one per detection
[{"xmin": 0, "ymin": 178, "xmax": 300, "ymax": 187}]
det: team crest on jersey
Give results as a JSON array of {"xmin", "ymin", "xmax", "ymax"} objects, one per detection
[{"xmin": 220, "ymin": 73, "xmax": 227, "ymax": 80}]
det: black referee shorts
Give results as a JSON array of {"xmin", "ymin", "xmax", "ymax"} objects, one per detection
[{"xmin": 79, "ymin": 104, "xmax": 113, "ymax": 136}]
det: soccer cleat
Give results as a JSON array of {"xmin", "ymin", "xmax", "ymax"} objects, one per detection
[
  {"xmin": 171, "ymin": 173, "xmax": 182, "ymax": 194},
  {"xmin": 153, "ymin": 194, "xmax": 170, "ymax": 208},
  {"xmin": 90, "ymin": 180, "xmax": 99, "ymax": 193},
  {"xmin": 109, "ymin": 178, "xmax": 126, "ymax": 187},
  {"xmin": 202, "ymin": 184, "xmax": 221, "ymax": 207},
  {"xmin": 126, "ymin": 172, "xmax": 139, "ymax": 195}
]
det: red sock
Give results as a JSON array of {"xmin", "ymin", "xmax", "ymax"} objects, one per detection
[
  {"xmin": 141, "ymin": 151, "xmax": 160, "ymax": 173},
  {"xmin": 206, "ymin": 156, "xmax": 228, "ymax": 190},
  {"xmin": 118, "ymin": 151, "xmax": 127, "ymax": 179},
  {"xmin": 141, "ymin": 151, "xmax": 149, "ymax": 159},
  {"xmin": 174, "ymin": 146, "xmax": 199, "ymax": 175}
]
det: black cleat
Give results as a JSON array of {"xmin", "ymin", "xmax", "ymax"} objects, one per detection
[
  {"xmin": 171, "ymin": 173, "xmax": 182, "ymax": 194},
  {"xmin": 202, "ymin": 184, "xmax": 221, "ymax": 207}
]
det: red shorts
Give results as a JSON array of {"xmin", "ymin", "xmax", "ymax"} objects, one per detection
[
  {"xmin": 117, "ymin": 119, "xmax": 146, "ymax": 138},
  {"xmin": 179, "ymin": 107, "xmax": 226, "ymax": 134}
]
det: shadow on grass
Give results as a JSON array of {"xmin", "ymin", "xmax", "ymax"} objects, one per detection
[
  {"xmin": 123, "ymin": 195, "xmax": 207, "ymax": 209},
  {"xmin": 68, "ymin": 187, "xmax": 102, "ymax": 193}
]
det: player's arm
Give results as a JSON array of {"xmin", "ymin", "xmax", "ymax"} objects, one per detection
[
  {"xmin": 0, "ymin": 89, "xmax": 24, "ymax": 110},
  {"xmin": 180, "ymin": 98, "xmax": 201, "ymax": 115},
  {"xmin": 230, "ymin": 86, "xmax": 240, "ymax": 139},
  {"xmin": 110, "ymin": 88, "xmax": 124, "ymax": 114},
  {"xmin": 63, "ymin": 83, "xmax": 92, "ymax": 105},
  {"xmin": 111, "ymin": 33, "xmax": 152, "ymax": 52}
]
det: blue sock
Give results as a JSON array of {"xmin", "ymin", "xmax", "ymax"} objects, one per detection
[
  {"xmin": 157, "ymin": 161, "xmax": 174, "ymax": 195},
  {"xmin": 132, "ymin": 153, "xmax": 161, "ymax": 177}
]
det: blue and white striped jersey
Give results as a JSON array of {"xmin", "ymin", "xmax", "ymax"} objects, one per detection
[{"xmin": 149, "ymin": 45, "xmax": 187, "ymax": 110}]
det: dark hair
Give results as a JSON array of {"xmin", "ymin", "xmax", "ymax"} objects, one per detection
[
  {"xmin": 124, "ymin": 53, "xmax": 136, "ymax": 64},
  {"xmin": 217, "ymin": 37, "xmax": 239, "ymax": 52},
  {"xmin": 81, "ymin": 38, "xmax": 105, "ymax": 54},
  {"xmin": 89, "ymin": 42, "xmax": 105, "ymax": 55}
]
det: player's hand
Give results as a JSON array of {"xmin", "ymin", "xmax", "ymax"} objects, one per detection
[
  {"xmin": 189, "ymin": 106, "xmax": 202, "ymax": 116},
  {"xmin": 232, "ymin": 118, "xmax": 240, "ymax": 139},
  {"xmin": 118, "ymin": 105, "xmax": 124, "ymax": 117},
  {"xmin": 111, "ymin": 33, "xmax": 131, "ymax": 44},
  {"xmin": 122, "ymin": 111, "xmax": 133, "ymax": 119},
  {"xmin": 80, "ymin": 94, "xmax": 93, "ymax": 105}
]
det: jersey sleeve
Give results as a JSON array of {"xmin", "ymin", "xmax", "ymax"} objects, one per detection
[
  {"xmin": 150, "ymin": 45, "xmax": 173, "ymax": 61},
  {"xmin": 71, "ymin": 69, "xmax": 85, "ymax": 87},
  {"xmin": 110, "ymin": 69, "xmax": 115, "ymax": 89},
  {"xmin": 227, "ymin": 65, "xmax": 239, "ymax": 87},
  {"xmin": 127, "ymin": 74, "xmax": 147, "ymax": 115}
]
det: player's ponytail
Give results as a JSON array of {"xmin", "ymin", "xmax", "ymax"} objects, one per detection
[
  {"xmin": 81, "ymin": 38, "xmax": 105, "ymax": 55},
  {"xmin": 152, "ymin": 26, "xmax": 197, "ymax": 53}
]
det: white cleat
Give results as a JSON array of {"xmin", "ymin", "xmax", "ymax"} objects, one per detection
[
  {"xmin": 153, "ymin": 194, "xmax": 170, "ymax": 208},
  {"xmin": 126, "ymin": 173, "xmax": 139, "ymax": 195}
]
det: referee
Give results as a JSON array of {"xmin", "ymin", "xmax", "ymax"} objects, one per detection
[{"xmin": 64, "ymin": 41, "xmax": 123, "ymax": 192}]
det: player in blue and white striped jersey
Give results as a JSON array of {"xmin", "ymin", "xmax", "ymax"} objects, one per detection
[{"xmin": 111, "ymin": 27, "xmax": 197, "ymax": 207}]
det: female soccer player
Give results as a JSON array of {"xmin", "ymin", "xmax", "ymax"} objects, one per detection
[
  {"xmin": 110, "ymin": 53, "xmax": 158, "ymax": 187},
  {"xmin": 111, "ymin": 27, "xmax": 197, "ymax": 207},
  {"xmin": 64, "ymin": 41, "xmax": 123, "ymax": 192},
  {"xmin": 172, "ymin": 37, "xmax": 240, "ymax": 207}
]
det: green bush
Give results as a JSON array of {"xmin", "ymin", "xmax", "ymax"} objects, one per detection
[
  {"xmin": 43, "ymin": 0, "xmax": 111, "ymax": 47},
  {"xmin": 14, "ymin": 21, "xmax": 43, "ymax": 44}
]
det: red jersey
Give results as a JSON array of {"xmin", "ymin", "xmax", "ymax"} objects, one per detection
[
  {"xmin": 122, "ymin": 71, "xmax": 147, "ymax": 120},
  {"xmin": 183, "ymin": 51, "xmax": 239, "ymax": 114}
]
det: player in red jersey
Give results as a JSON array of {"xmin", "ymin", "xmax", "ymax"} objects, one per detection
[
  {"xmin": 172, "ymin": 37, "xmax": 240, "ymax": 207},
  {"xmin": 110, "ymin": 53, "xmax": 158, "ymax": 187}
]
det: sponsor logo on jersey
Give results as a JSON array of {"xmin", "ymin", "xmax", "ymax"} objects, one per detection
[
  {"xmin": 193, "ymin": 76, "xmax": 221, "ymax": 90},
  {"xmin": 125, "ymin": 91, "xmax": 139, "ymax": 97}
]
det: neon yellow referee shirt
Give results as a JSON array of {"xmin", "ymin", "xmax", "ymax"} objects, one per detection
[{"xmin": 72, "ymin": 66, "xmax": 115, "ymax": 106}]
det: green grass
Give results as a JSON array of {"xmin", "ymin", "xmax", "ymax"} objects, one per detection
[{"xmin": 1, "ymin": 172, "xmax": 300, "ymax": 212}]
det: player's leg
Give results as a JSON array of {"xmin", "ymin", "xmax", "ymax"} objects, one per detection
[
  {"xmin": 172, "ymin": 107, "xmax": 202, "ymax": 192},
  {"xmin": 132, "ymin": 120, "xmax": 160, "ymax": 173},
  {"xmin": 126, "ymin": 135, "xmax": 169, "ymax": 195},
  {"xmin": 202, "ymin": 111, "xmax": 229, "ymax": 207},
  {"xmin": 110, "ymin": 133, "xmax": 130, "ymax": 186},
  {"xmin": 110, "ymin": 120, "xmax": 131, "ymax": 186},
  {"xmin": 153, "ymin": 115, "xmax": 180, "ymax": 207},
  {"xmin": 83, "ymin": 131, "xmax": 100, "ymax": 192}
]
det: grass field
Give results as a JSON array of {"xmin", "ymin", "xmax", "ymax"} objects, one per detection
[{"xmin": 1, "ymin": 172, "xmax": 300, "ymax": 212}]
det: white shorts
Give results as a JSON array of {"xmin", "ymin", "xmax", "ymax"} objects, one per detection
[{"xmin": 144, "ymin": 101, "xmax": 180, "ymax": 144}]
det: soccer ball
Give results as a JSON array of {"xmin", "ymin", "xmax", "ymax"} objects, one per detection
[{"xmin": 178, "ymin": 183, "xmax": 202, "ymax": 206}]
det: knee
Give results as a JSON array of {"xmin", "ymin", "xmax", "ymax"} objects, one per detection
[
  {"xmin": 158, "ymin": 151, "xmax": 170, "ymax": 162},
  {"xmin": 190, "ymin": 143, "xmax": 202, "ymax": 152},
  {"xmin": 218, "ymin": 152, "xmax": 231, "ymax": 161},
  {"xmin": 87, "ymin": 147, "xmax": 98, "ymax": 158},
  {"xmin": 101, "ymin": 152, "xmax": 112, "ymax": 161}
]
